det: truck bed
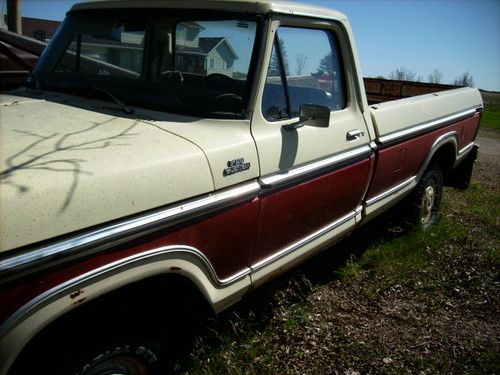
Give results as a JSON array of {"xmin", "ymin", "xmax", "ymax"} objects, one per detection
[{"xmin": 369, "ymin": 87, "xmax": 482, "ymax": 140}]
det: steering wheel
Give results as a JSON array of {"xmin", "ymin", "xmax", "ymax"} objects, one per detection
[{"xmin": 159, "ymin": 69, "xmax": 184, "ymax": 86}]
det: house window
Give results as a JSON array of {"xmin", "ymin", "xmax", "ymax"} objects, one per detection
[{"xmin": 209, "ymin": 58, "xmax": 215, "ymax": 68}]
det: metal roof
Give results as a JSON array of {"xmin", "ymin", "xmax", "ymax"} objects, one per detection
[{"xmin": 70, "ymin": 0, "xmax": 347, "ymax": 22}]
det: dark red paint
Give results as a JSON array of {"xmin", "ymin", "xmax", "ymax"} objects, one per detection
[
  {"xmin": 367, "ymin": 116, "xmax": 479, "ymax": 199},
  {"xmin": 252, "ymin": 159, "xmax": 372, "ymax": 264},
  {"xmin": 0, "ymin": 199, "xmax": 259, "ymax": 325}
]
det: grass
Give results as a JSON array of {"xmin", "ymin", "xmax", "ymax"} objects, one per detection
[
  {"xmin": 481, "ymin": 103, "xmax": 500, "ymax": 130},
  {"xmin": 177, "ymin": 151, "xmax": 499, "ymax": 374}
]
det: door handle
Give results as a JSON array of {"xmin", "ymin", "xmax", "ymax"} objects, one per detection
[{"xmin": 346, "ymin": 129, "xmax": 365, "ymax": 141}]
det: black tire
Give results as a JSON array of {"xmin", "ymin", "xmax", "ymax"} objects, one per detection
[
  {"xmin": 408, "ymin": 162, "xmax": 444, "ymax": 228},
  {"xmin": 16, "ymin": 331, "xmax": 164, "ymax": 375},
  {"xmin": 59, "ymin": 341, "xmax": 162, "ymax": 375},
  {"xmin": 11, "ymin": 305, "xmax": 166, "ymax": 375}
]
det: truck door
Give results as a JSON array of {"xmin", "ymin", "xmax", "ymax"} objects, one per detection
[{"xmin": 250, "ymin": 18, "xmax": 373, "ymax": 280}]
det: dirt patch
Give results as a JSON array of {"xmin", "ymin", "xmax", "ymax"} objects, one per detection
[{"xmin": 475, "ymin": 128, "xmax": 500, "ymax": 190}]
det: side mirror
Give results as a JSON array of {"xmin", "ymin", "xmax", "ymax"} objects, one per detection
[{"xmin": 283, "ymin": 104, "xmax": 330, "ymax": 130}]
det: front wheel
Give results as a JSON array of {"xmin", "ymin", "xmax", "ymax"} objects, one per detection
[
  {"xmin": 409, "ymin": 163, "xmax": 444, "ymax": 228},
  {"xmin": 67, "ymin": 342, "xmax": 161, "ymax": 375}
]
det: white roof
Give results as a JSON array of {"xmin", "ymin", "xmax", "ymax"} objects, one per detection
[{"xmin": 70, "ymin": 0, "xmax": 347, "ymax": 22}]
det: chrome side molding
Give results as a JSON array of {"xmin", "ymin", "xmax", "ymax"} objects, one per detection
[
  {"xmin": 0, "ymin": 182, "xmax": 261, "ymax": 283},
  {"xmin": 378, "ymin": 107, "xmax": 480, "ymax": 145}
]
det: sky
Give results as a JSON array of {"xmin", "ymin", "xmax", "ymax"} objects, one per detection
[{"xmin": 2, "ymin": 0, "xmax": 499, "ymax": 91}]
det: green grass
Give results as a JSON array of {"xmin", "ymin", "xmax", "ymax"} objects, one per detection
[
  {"xmin": 182, "ymin": 174, "xmax": 500, "ymax": 374},
  {"xmin": 481, "ymin": 111, "xmax": 500, "ymax": 129},
  {"xmin": 481, "ymin": 103, "xmax": 500, "ymax": 130}
]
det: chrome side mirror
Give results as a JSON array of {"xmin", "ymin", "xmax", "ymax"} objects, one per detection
[{"xmin": 283, "ymin": 104, "xmax": 330, "ymax": 130}]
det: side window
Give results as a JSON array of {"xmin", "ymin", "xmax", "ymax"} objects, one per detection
[
  {"xmin": 262, "ymin": 26, "xmax": 346, "ymax": 121},
  {"xmin": 262, "ymin": 40, "xmax": 288, "ymax": 120}
]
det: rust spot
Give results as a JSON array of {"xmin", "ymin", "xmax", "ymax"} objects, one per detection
[
  {"xmin": 70, "ymin": 289, "xmax": 84, "ymax": 299},
  {"xmin": 73, "ymin": 297, "xmax": 86, "ymax": 305},
  {"xmin": 170, "ymin": 266, "xmax": 182, "ymax": 271}
]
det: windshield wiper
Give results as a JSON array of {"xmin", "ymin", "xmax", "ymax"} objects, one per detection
[{"xmin": 91, "ymin": 86, "xmax": 135, "ymax": 115}]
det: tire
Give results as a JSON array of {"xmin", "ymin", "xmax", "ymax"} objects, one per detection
[
  {"xmin": 60, "ymin": 342, "xmax": 162, "ymax": 375},
  {"xmin": 409, "ymin": 163, "xmax": 444, "ymax": 228},
  {"xmin": 11, "ymin": 310, "xmax": 165, "ymax": 375}
]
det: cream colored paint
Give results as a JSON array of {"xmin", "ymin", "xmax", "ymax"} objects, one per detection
[
  {"xmin": 0, "ymin": 91, "xmax": 214, "ymax": 252},
  {"xmin": 72, "ymin": 0, "xmax": 347, "ymax": 23},
  {"xmin": 144, "ymin": 116, "xmax": 259, "ymax": 190},
  {"xmin": 370, "ymin": 87, "xmax": 482, "ymax": 138},
  {"xmin": 251, "ymin": 19, "xmax": 371, "ymax": 177}
]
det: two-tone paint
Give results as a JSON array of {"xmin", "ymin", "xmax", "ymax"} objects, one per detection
[{"xmin": 0, "ymin": 1, "xmax": 484, "ymax": 373}]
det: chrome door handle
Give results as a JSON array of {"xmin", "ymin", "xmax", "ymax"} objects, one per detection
[{"xmin": 346, "ymin": 129, "xmax": 365, "ymax": 141}]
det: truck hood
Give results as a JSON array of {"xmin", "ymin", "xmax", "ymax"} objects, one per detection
[{"xmin": 0, "ymin": 90, "xmax": 214, "ymax": 252}]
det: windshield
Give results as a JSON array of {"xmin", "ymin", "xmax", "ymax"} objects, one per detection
[{"xmin": 34, "ymin": 12, "xmax": 260, "ymax": 118}]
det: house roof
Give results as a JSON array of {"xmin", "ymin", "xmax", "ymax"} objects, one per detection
[
  {"xmin": 200, "ymin": 37, "xmax": 238, "ymax": 60},
  {"xmin": 199, "ymin": 37, "xmax": 238, "ymax": 60},
  {"xmin": 182, "ymin": 21, "xmax": 205, "ymax": 30},
  {"xmin": 199, "ymin": 37, "xmax": 224, "ymax": 53},
  {"xmin": 177, "ymin": 38, "xmax": 239, "ymax": 60}
]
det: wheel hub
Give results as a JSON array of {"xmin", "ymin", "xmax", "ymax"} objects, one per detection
[{"xmin": 420, "ymin": 181, "xmax": 436, "ymax": 224}]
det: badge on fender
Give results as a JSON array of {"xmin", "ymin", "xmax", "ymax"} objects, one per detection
[{"xmin": 223, "ymin": 158, "xmax": 251, "ymax": 176}]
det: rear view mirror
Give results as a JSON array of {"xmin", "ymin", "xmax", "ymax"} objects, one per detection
[{"xmin": 283, "ymin": 104, "xmax": 330, "ymax": 130}]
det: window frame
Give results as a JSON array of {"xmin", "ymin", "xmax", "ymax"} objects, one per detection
[{"xmin": 261, "ymin": 19, "xmax": 349, "ymax": 123}]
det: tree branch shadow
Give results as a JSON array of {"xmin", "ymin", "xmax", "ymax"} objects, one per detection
[{"xmin": 1, "ymin": 117, "xmax": 140, "ymax": 212}]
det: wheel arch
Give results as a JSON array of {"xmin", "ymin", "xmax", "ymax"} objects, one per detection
[
  {"xmin": 1, "ymin": 245, "xmax": 251, "ymax": 375},
  {"xmin": 417, "ymin": 131, "xmax": 458, "ymax": 181}
]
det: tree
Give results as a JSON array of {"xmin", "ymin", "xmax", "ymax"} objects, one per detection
[
  {"xmin": 427, "ymin": 69, "xmax": 443, "ymax": 84},
  {"xmin": 295, "ymin": 54, "xmax": 307, "ymax": 75},
  {"xmin": 453, "ymin": 71, "xmax": 474, "ymax": 87},
  {"xmin": 316, "ymin": 52, "xmax": 333, "ymax": 75},
  {"xmin": 389, "ymin": 66, "xmax": 423, "ymax": 82},
  {"xmin": 269, "ymin": 38, "xmax": 289, "ymax": 76}
]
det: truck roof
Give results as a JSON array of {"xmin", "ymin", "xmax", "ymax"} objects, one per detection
[{"xmin": 70, "ymin": 0, "xmax": 347, "ymax": 22}]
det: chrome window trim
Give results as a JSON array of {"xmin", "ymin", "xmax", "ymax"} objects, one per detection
[
  {"xmin": 365, "ymin": 176, "xmax": 416, "ymax": 207},
  {"xmin": 0, "ymin": 181, "xmax": 261, "ymax": 280},
  {"xmin": 251, "ymin": 210, "xmax": 356, "ymax": 271},
  {"xmin": 377, "ymin": 107, "xmax": 480, "ymax": 145},
  {"xmin": 259, "ymin": 145, "xmax": 372, "ymax": 189}
]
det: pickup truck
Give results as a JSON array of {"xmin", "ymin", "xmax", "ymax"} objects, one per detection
[{"xmin": 0, "ymin": 1, "xmax": 483, "ymax": 374}]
